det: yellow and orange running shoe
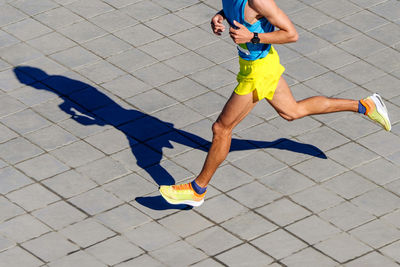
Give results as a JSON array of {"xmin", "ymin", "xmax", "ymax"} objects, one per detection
[
  {"xmin": 360, "ymin": 93, "xmax": 391, "ymax": 131},
  {"xmin": 159, "ymin": 183, "xmax": 205, "ymax": 207}
]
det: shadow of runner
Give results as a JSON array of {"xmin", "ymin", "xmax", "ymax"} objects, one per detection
[{"xmin": 14, "ymin": 66, "xmax": 326, "ymax": 210}]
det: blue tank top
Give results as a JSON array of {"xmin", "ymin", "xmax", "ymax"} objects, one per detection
[{"xmin": 222, "ymin": 0, "xmax": 274, "ymax": 60}]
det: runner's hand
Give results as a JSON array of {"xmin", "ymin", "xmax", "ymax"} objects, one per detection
[
  {"xmin": 211, "ymin": 14, "xmax": 225, "ymax": 35},
  {"xmin": 229, "ymin": 20, "xmax": 252, "ymax": 44}
]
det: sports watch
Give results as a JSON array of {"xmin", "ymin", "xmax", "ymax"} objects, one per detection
[{"xmin": 251, "ymin": 32, "xmax": 260, "ymax": 44}]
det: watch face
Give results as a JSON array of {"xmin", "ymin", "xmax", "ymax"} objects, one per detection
[{"xmin": 252, "ymin": 34, "xmax": 260, "ymax": 44}]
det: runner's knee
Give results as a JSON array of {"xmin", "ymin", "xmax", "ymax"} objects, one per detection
[
  {"xmin": 278, "ymin": 105, "xmax": 305, "ymax": 121},
  {"xmin": 212, "ymin": 121, "xmax": 231, "ymax": 138}
]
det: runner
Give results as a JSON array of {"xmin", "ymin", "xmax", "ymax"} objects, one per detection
[{"xmin": 159, "ymin": 0, "xmax": 391, "ymax": 207}]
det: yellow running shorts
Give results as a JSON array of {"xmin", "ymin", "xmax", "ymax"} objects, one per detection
[{"xmin": 234, "ymin": 46, "xmax": 285, "ymax": 101}]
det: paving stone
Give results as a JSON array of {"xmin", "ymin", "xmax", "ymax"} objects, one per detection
[
  {"xmin": 3, "ymin": 18, "xmax": 52, "ymax": 41},
  {"xmin": 208, "ymin": 164, "xmax": 254, "ymax": 192},
  {"xmin": 165, "ymin": 51, "xmax": 215, "ymax": 76},
  {"xmin": 0, "ymin": 4, "xmax": 27, "ymax": 27},
  {"xmin": 0, "ymin": 29, "xmax": 19, "ymax": 49},
  {"xmin": 123, "ymin": 0, "xmax": 168, "ymax": 21},
  {"xmin": 0, "ymin": 166, "xmax": 32, "ymax": 195},
  {"xmin": 0, "ymin": 43, "xmax": 43, "ymax": 66},
  {"xmin": 358, "ymin": 131, "xmax": 400, "ymax": 156},
  {"xmin": 1, "ymin": 109, "xmax": 50, "ymax": 135},
  {"xmin": 50, "ymin": 46, "xmax": 100, "ymax": 69},
  {"xmin": 50, "ymin": 141, "xmax": 104, "ymax": 168},
  {"xmin": 77, "ymin": 157, "xmax": 130, "ymax": 185},
  {"xmin": 186, "ymin": 225, "xmax": 242, "ymax": 256},
  {"xmin": 89, "ymin": 10, "xmax": 138, "ymax": 32},
  {"xmin": 293, "ymin": 157, "xmax": 347, "ymax": 183},
  {"xmin": 216, "ymin": 243, "xmax": 274, "ymax": 266},
  {"xmin": 256, "ymin": 198, "xmax": 311, "ymax": 227},
  {"xmin": 336, "ymin": 60, "xmax": 386, "ymax": 85},
  {"xmin": 11, "ymin": 0, "xmax": 59, "ymax": 15},
  {"xmin": 95, "ymin": 204, "xmax": 151, "ymax": 233},
  {"xmin": 176, "ymin": 3, "xmax": 215, "ymax": 25},
  {"xmin": 115, "ymin": 254, "xmax": 163, "ymax": 267},
  {"xmin": 66, "ymin": 0, "xmax": 114, "ymax": 18},
  {"xmin": 32, "ymin": 201, "xmax": 86, "ymax": 230},
  {"xmin": 369, "ymin": 0, "xmax": 400, "ymax": 22},
  {"xmin": 189, "ymin": 65, "xmax": 236, "ymax": 90},
  {"xmin": 0, "ymin": 214, "xmax": 51, "ymax": 243},
  {"xmin": 8, "ymin": 83, "xmax": 59, "ymax": 107},
  {"xmin": 380, "ymin": 240, "xmax": 400, "ymax": 263},
  {"xmin": 326, "ymin": 142, "xmax": 379, "ymax": 169},
  {"xmin": 221, "ymin": 211, "xmax": 277, "ymax": 240},
  {"xmin": 251, "ymin": 229, "xmax": 307, "ymax": 260},
  {"xmin": 354, "ymin": 158, "xmax": 400, "ymax": 185},
  {"xmin": 75, "ymin": 60, "xmax": 125, "ymax": 84},
  {"xmin": 349, "ymin": 219, "xmax": 400, "ymax": 249},
  {"xmin": 7, "ymin": 183, "xmax": 60, "ymax": 212},
  {"xmin": 0, "ymin": 95, "xmax": 25, "ymax": 118},
  {"xmin": 15, "ymin": 153, "xmax": 69, "ymax": 181},
  {"xmin": 232, "ymin": 151, "xmax": 286, "ymax": 179},
  {"xmin": 315, "ymin": 233, "xmax": 372, "ymax": 263},
  {"xmin": 303, "ymin": 71, "xmax": 356, "ymax": 97},
  {"xmin": 0, "ymin": 196, "xmax": 25, "ymax": 222},
  {"xmin": 126, "ymin": 89, "xmax": 176, "ymax": 114},
  {"xmin": 22, "ymin": 232, "xmax": 79, "ymax": 262},
  {"xmin": 191, "ymin": 258, "xmax": 224, "ymax": 267},
  {"xmin": 0, "ymin": 246, "xmax": 43, "ymax": 267},
  {"xmin": 290, "ymin": 185, "xmax": 344, "ymax": 213},
  {"xmin": 0, "ymin": 137, "xmax": 43, "ymax": 164},
  {"xmin": 48, "ymin": 251, "xmax": 106, "ymax": 267},
  {"xmin": 319, "ymin": 202, "xmax": 375, "ymax": 231},
  {"xmin": 315, "ymin": 0, "xmax": 362, "ymax": 18},
  {"xmin": 60, "ymin": 218, "xmax": 115, "ymax": 248},
  {"xmin": 259, "ymin": 168, "xmax": 314, "ymax": 197},
  {"xmin": 132, "ymin": 63, "xmax": 183, "ymax": 88},
  {"xmin": 149, "ymin": 240, "xmax": 207, "ymax": 266},
  {"xmin": 381, "ymin": 209, "xmax": 400, "ymax": 229},
  {"xmin": 286, "ymin": 215, "xmax": 342, "ymax": 245},
  {"xmin": 338, "ymin": 35, "xmax": 387, "ymax": 59},
  {"xmin": 285, "ymin": 57, "xmax": 328, "ymax": 82},
  {"xmin": 286, "ymin": 31, "xmax": 331, "ymax": 56},
  {"xmin": 170, "ymin": 27, "xmax": 219, "ymax": 50},
  {"xmin": 307, "ymin": 45, "xmax": 358, "ymax": 71},
  {"xmin": 25, "ymin": 125, "xmax": 77, "ymax": 151},
  {"xmin": 228, "ymin": 181, "xmax": 281, "ymax": 209},
  {"xmin": 363, "ymin": 74, "xmax": 400, "ymax": 99},
  {"xmin": 185, "ymin": 91, "xmax": 230, "ymax": 117},
  {"xmin": 145, "ymin": 13, "xmax": 193, "ymax": 36},
  {"xmin": 124, "ymin": 221, "xmax": 180, "ymax": 251},
  {"xmin": 34, "ymin": 6, "xmax": 83, "ymax": 29},
  {"xmin": 69, "ymin": 187, "xmax": 123, "ymax": 215},
  {"xmin": 0, "ymin": 235, "xmax": 14, "ymax": 252},
  {"xmin": 323, "ymin": 171, "xmax": 377, "ymax": 200},
  {"xmin": 328, "ymin": 114, "xmax": 382, "ymax": 140},
  {"xmin": 351, "ymin": 188, "xmax": 400, "ymax": 216},
  {"xmin": 342, "ymin": 10, "xmax": 388, "ymax": 32},
  {"xmin": 159, "ymin": 210, "xmax": 212, "ymax": 238},
  {"xmin": 114, "ymin": 24, "xmax": 163, "ymax": 47},
  {"xmin": 365, "ymin": 48, "xmax": 400, "ymax": 73},
  {"xmin": 291, "ymin": 6, "xmax": 334, "ymax": 30},
  {"xmin": 345, "ymin": 251, "xmax": 399, "ymax": 267},
  {"xmin": 196, "ymin": 194, "xmax": 248, "ymax": 223},
  {"xmin": 366, "ymin": 23, "xmax": 400, "ymax": 47},
  {"xmin": 281, "ymin": 247, "xmax": 337, "ymax": 267},
  {"xmin": 43, "ymin": 169, "xmax": 97, "ymax": 199}
]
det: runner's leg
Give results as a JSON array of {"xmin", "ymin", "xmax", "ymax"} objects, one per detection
[
  {"xmin": 194, "ymin": 91, "xmax": 258, "ymax": 187},
  {"xmin": 268, "ymin": 77, "xmax": 358, "ymax": 121}
]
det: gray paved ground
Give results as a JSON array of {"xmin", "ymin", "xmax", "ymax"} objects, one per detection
[{"xmin": 0, "ymin": 0, "xmax": 400, "ymax": 266}]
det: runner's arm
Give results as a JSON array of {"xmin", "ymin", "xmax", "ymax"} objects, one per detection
[
  {"xmin": 229, "ymin": 0, "xmax": 298, "ymax": 44},
  {"xmin": 211, "ymin": 10, "xmax": 226, "ymax": 35}
]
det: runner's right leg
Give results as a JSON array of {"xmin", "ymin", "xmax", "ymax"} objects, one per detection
[{"xmin": 159, "ymin": 91, "xmax": 258, "ymax": 206}]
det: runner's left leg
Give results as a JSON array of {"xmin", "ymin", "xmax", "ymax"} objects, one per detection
[{"xmin": 267, "ymin": 77, "xmax": 358, "ymax": 121}]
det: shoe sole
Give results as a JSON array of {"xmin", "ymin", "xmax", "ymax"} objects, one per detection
[
  {"xmin": 159, "ymin": 189, "xmax": 204, "ymax": 207},
  {"xmin": 371, "ymin": 93, "xmax": 391, "ymax": 131}
]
